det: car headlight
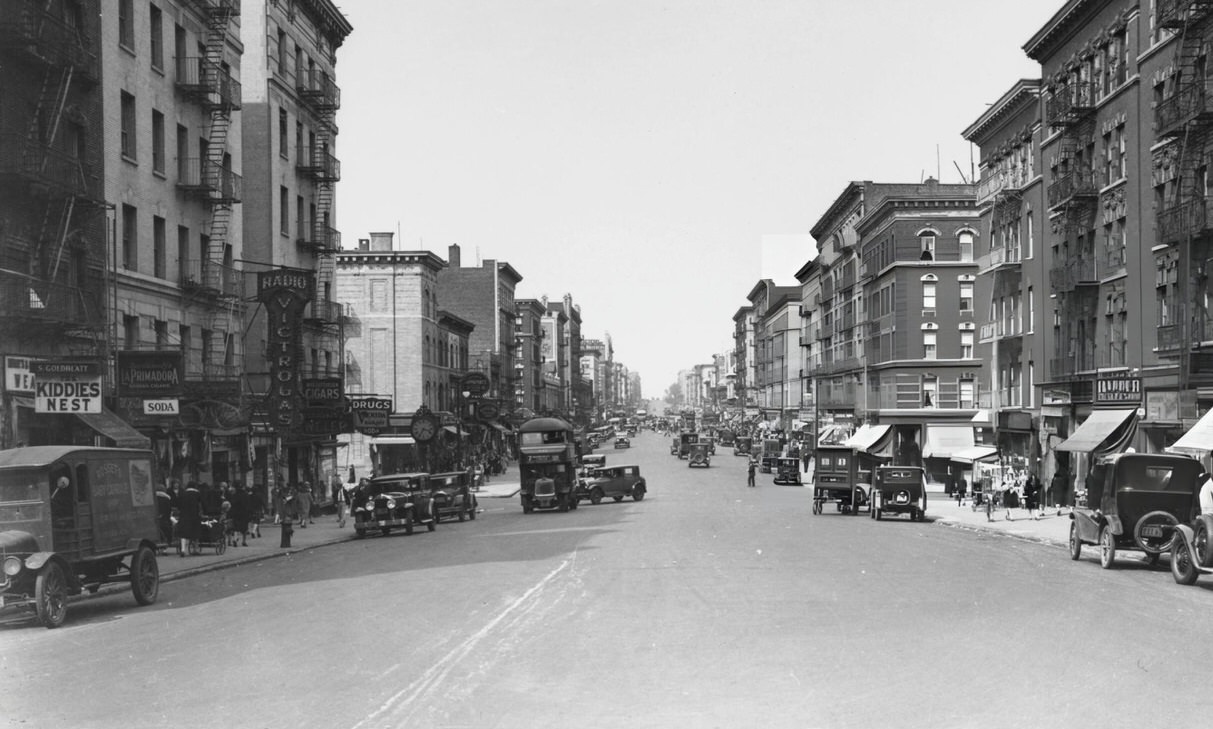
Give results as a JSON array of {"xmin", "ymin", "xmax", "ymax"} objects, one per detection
[
  {"xmin": 3, "ymin": 556, "xmax": 22, "ymax": 577},
  {"xmin": 384, "ymin": 498, "xmax": 396, "ymax": 509}
]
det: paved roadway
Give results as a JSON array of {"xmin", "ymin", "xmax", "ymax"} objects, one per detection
[{"xmin": 4, "ymin": 431, "xmax": 1213, "ymax": 729}]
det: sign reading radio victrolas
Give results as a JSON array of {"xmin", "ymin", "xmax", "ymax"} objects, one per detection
[
  {"xmin": 258, "ymin": 269, "xmax": 314, "ymax": 432},
  {"xmin": 33, "ymin": 361, "xmax": 102, "ymax": 413}
]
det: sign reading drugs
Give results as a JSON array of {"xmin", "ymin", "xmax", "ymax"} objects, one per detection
[
  {"xmin": 33, "ymin": 361, "xmax": 102, "ymax": 413},
  {"xmin": 258, "ymin": 269, "xmax": 314, "ymax": 432}
]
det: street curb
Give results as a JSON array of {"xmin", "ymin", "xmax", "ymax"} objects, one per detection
[{"xmin": 932, "ymin": 517, "xmax": 1068, "ymax": 549}]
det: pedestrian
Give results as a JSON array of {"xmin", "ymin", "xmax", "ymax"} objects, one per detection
[
  {"xmin": 1050, "ymin": 469, "xmax": 1068, "ymax": 517},
  {"xmin": 248, "ymin": 485, "xmax": 265, "ymax": 538},
  {"xmin": 177, "ymin": 481, "xmax": 203, "ymax": 557},
  {"xmin": 332, "ymin": 473, "xmax": 348, "ymax": 528},
  {"xmin": 296, "ymin": 481, "xmax": 312, "ymax": 527},
  {"xmin": 954, "ymin": 476, "xmax": 965, "ymax": 506},
  {"xmin": 1025, "ymin": 474, "xmax": 1042, "ymax": 520},
  {"xmin": 227, "ymin": 482, "xmax": 250, "ymax": 546},
  {"xmin": 747, "ymin": 458, "xmax": 757, "ymax": 488},
  {"xmin": 957, "ymin": 477, "xmax": 968, "ymax": 506}
]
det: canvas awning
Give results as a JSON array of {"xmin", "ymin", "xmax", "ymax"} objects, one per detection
[
  {"xmin": 971, "ymin": 409, "xmax": 992, "ymax": 425},
  {"xmin": 950, "ymin": 445, "xmax": 998, "ymax": 464},
  {"xmin": 76, "ymin": 408, "xmax": 151, "ymax": 449},
  {"xmin": 1167, "ymin": 407, "xmax": 1213, "ymax": 456},
  {"xmin": 1055, "ymin": 409, "xmax": 1137, "ymax": 453},
  {"xmin": 844, "ymin": 424, "xmax": 893, "ymax": 456},
  {"xmin": 921, "ymin": 424, "xmax": 975, "ymax": 459}
]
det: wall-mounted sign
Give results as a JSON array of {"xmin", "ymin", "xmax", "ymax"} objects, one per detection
[
  {"xmin": 349, "ymin": 396, "xmax": 392, "ymax": 436},
  {"xmin": 303, "ymin": 378, "xmax": 343, "ymax": 406},
  {"xmin": 143, "ymin": 398, "xmax": 180, "ymax": 416},
  {"xmin": 32, "ymin": 361, "xmax": 102, "ymax": 413},
  {"xmin": 1094, "ymin": 376, "xmax": 1142, "ymax": 405},
  {"xmin": 4, "ymin": 356, "xmax": 35, "ymax": 394},
  {"xmin": 117, "ymin": 350, "xmax": 183, "ymax": 397},
  {"xmin": 461, "ymin": 372, "xmax": 490, "ymax": 397}
]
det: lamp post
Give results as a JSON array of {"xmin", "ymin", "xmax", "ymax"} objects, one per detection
[{"xmin": 456, "ymin": 389, "xmax": 470, "ymax": 469}]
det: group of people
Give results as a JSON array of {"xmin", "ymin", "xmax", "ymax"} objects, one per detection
[{"xmin": 157, "ymin": 479, "xmax": 265, "ymax": 557}]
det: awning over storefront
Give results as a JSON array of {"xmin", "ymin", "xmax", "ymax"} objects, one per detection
[
  {"xmin": 921, "ymin": 424, "xmax": 975, "ymax": 459},
  {"xmin": 370, "ymin": 436, "xmax": 416, "ymax": 446},
  {"xmin": 817, "ymin": 424, "xmax": 850, "ymax": 445},
  {"xmin": 487, "ymin": 422, "xmax": 507, "ymax": 432},
  {"xmin": 1166, "ymin": 407, "xmax": 1213, "ymax": 457},
  {"xmin": 950, "ymin": 445, "xmax": 998, "ymax": 464},
  {"xmin": 844, "ymin": 424, "xmax": 893, "ymax": 456},
  {"xmin": 1055, "ymin": 408, "xmax": 1137, "ymax": 453},
  {"xmin": 971, "ymin": 409, "xmax": 991, "ymax": 425},
  {"xmin": 77, "ymin": 408, "xmax": 150, "ymax": 449}
]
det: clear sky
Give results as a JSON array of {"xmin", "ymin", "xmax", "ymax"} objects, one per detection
[{"xmin": 334, "ymin": 0, "xmax": 1066, "ymax": 398}]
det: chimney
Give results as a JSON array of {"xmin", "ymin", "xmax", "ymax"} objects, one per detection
[
  {"xmin": 358, "ymin": 238, "xmax": 370, "ymax": 251},
  {"xmin": 369, "ymin": 231, "xmax": 394, "ymax": 251},
  {"xmin": 448, "ymin": 244, "xmax": 461, "ymax": 268}
]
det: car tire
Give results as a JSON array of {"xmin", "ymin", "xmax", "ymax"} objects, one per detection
[
  {"xmin": 215, "ymin": 537, "xmax": 226, "ymax": 555},
  {"xmin": 35, "ymin": 561, "xmax": 68, "ymax": 629},
  {"xmin": 1099, "ymin": 526, "xmax": 1116, "ymax": 569},
  {"xmin": 1194, "ymin": 517, "xmax": 1213, "ymax": 568},
  {"xmin": 131, "ymin": 545, "xmax": 160, "ymax": 606},
  {"xmin": 1068, "ymin": 522, "xmax": 1082, "ymax": 561},
  {"xmin": 426, "ymin": 500, "xmax": 437, "ymax": 531},
  {"xmin": 1172, "ymin": 535, "xmax": 1201, "ymax": 585},
  {"xmin": 875, "ymin": 507, "xmax": 882, "ymax": 521},
  {"xmin": 633, "ymin": 486, "xmax": 645, "ymax": 502},
  {"xmin": 469, "ymin": 497, "xmax": 478, "ymax": 520},
  {"xmin": 355, "ymin": 527, "xmax": 366, "ymax": 538},
  {"xmin": 590, "ymin": 488, "xmax": 603, "ymax": 505},
  {"xmin": 382, "ymin": 527, "xmax": 392, "ymax": 536}
]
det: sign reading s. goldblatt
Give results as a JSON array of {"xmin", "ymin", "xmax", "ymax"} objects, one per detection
[
  {"xmin": 33, "ymin": 361, "xmax": 102, "ymax": 413},
  {"xmin": 258, "ymin": 270, "xmax": 314, "ymax": 432}
]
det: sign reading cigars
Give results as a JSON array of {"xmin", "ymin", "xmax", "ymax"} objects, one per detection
[{"xmin": 257, "ymin": 269, "xmax": 314, "ymax": 432}]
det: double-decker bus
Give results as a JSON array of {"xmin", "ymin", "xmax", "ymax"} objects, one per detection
[{"xmin": 517, "ymin": 417, "xmax": 579, "ymax": 513}]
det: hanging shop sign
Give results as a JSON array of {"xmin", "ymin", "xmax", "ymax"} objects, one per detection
[
  {"xmin": 32, "ymin": 361, "xmax": 102, "ymax": 413},
  {"xmin": 4, "ymin": 356, "xmax": 35, "ymax": 394},
  {"xmin": 117, "ymin": 350, "xmax": 183, "ymax": 397},
  {"xmin": 1094, "ymin": 376, "xmax": 1142, "ymax": 406},
  {"xmin": 461, "ymin": 372, "xmax": 490, "ymax": 398},
  {"xmin": 349, "ymin": 396, "xmax": 392, "ymax": 436},
  {"xmin": 258, "ymin": 269, "xmax": 314, "ymax": 432}
]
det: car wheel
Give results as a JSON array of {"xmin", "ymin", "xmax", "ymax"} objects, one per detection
[
  {"xmin": 1098, "ymin": 526, "xmax": 1116, "ymax": 569},
  {"xmin": 35, "ymin": 561, "xmax": 69, "ymax": 629},
  {"xmin": 426, "ymin": 500, "xmax": 437, "ymax": 531},
  {"xmin": 590, "ymin": 488, "xmax": 603, "ymax": 505},
  {"xmin": 613, "ymin": 494, "xmax": 624, "ymax": 503},
  {"xmin": 522, "ymin": 496, "xmax": 533, "ymax": 514},
  {"xmin": 1068, "ymin": 522, "xmax": 1082, "ymax": 561},
  {"xmin": 1172, "ymin": 536, "xmax": 1201, "ymax": 585},
  {"xmin": 215, "ymin": 537, "xmax": 226, "ymax": 555},
  {"xmin": 1195, "ymin": 517, "xmax": 1213, "ymax": 568},
  {"xmin": 381, "ymin": 527, "xmax": 392, "ymax": 536},
  {"xmin": 355, "ymin": 527, "xmax": 366, "ymax": 538},
  {"xmin": 559, "ymin": 494, "xmax": 570, "ymax": 512},
  {"xmin": 131, "ymin": 545, "xmax": 160, "ymax": 606},
  {"xmin": 633, "ymin": 486, "xmax": 645, "ymax": 502}
]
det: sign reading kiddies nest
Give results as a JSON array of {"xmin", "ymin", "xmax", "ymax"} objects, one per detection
[
  {"xmin": 258, "ymin": 269, "xmax": 314, "ymax": 431},
  {"xmin": 33, "ymin": 361, "xmax": 102, "ymax": 413}
]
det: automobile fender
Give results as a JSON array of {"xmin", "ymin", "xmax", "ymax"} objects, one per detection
[
  {"xmin": 1173, "ymin": 522, "xmax": 1196, "ymax": 552},
  {"xmin": 1104, "ymin": 514, "xmax": 1124, "ymax": 536},
  {"xmin": 23, "ymin": 553, "xmax": 79, "ymax": 590}
]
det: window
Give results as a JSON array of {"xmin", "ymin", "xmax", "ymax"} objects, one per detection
[
  {"xmin": 149, "ymin": 4, "xmax": 164, "ymax": 70},
  {"xmin": 280, "ymin": 186, "xmax": 289, "ymax": 235},
  {"xmin": 120, "ymin": 91, "xmax": 136, "ymax": 159},
  {"xmin": 1027, "ymin": 287, "xmax": 1034, "ymax": 333},
  {"xmin": 959, "ymin": 281, "xmax": 973, "ymax": 311},
  {"xmin": 960, "ymin": 329, "xmax": 974, "ymax": 359},
  {"xmin": 296, "ymin": 194, "xmax": 305, "ymax": 238},
  {"xmin": 201, "ymin": 329, "xmax": 213, "ymax": 370},
  {"xmin": 124, "ymin": 315, "xmax": 139, "ymax": 349},
  {"xmin": 177, "ymin": 225, "xmax": 190, "ymax": 283},
  {"xmin": 122, "ymin": 204, "xmax": 137, "ymax": 269},
  {"xmin": 922, "ymin": 279, "xmax": 937, "ymax": 310},
  {"xmin": 919, "ymin": 232, "xmax": 936, "ymax": 261},
  {"xmin": 151, "ymin": 109, "xmax": 165, "ymax": 174},
  {"xmin": 958, "ymin": 231, "xmax": 974, "ymax": 262},
  {"xmin": 922, "ymin": 375, "xmax": 938, "ymax": 407},
  {"xmin": 276, "ymin": 27, "xmax": 288, "ymax": 77},
  {"xmin": 175, "ymin": 123, "xmax": 188, "ymax": 179},
  {"xmin": 119, "ymin": 0, "xmax": 134, "ymax": 51},
  {"xmin": 1026, "ymin": 211, "xmax": 1034, "ymax": 259},
  {"xmin": 959, "ymin": 378, "xmax": 976, "ymax": 409},
  {"xmin": 179, "ymin": 324, "xmax": 191, "ymax": 361},
  {"xmin": 153, "ymin": 215, "xmax": 166, "ymax": 279},
  {"xmin": 279, "ymin": 107, "xmax": 288, "ymax": 158},
  {"xmin": 154, "ymin": 319, "xmax": 168, "ymax": 348},
  {"xmin": 922, "ymin": 326, "xmax": 937, "ymax": 360}
]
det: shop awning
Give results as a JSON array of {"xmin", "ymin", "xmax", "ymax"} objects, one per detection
[
  {"xmin": 370, "ymin": 436, "xmax": 416, "ymax": 446},
  {"xmin": 1055, "ymin": 409, "xmax": 1137, "ymax": 453},
  {"xmin": 487, "ymin": 422, "xmax": 507, "ymax": 432},
  {"xmin": 844, "ymin": 424, "xmax": 893, "ymax": 456},
  {"xmin": 1167, "ymin": 407, "xmax": 1213, "ymax": 456},
  {"xmin": 76, "ymin": 408, "xmax": 150, "ymax": 449},
  {"xmin": 921, "ymin": 424, "xmax": 975, "ymax": 459},
  {"xmin": 950, "ymin": 445, "xmax": 999, "ymax": 464},
  {"xmin": 971, "ymin": 409, "xmax": 991, "ymax": 425}
]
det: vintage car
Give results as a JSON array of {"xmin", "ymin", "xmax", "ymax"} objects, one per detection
[
  {"xmin": 734, "ymin": 436, "xmax": 753, "ymax": 457},
  {"xmin": 773, "ymin": 457, "xmax": 802, "ymax": 485},
  {"xmin": 717, "ymin": 430, "xmax": 736, "ymax": 447},
  {"xmin": 1069, "ymin": 452, "xmax": 1203, "ymax": 569},
  {"xmin": 870, "ymin": 465, "xmax": 926, "ymax": 521},
  {"xmin": 688, "ymin": 442, "xmax": 712, "ymax": 468},
  {"xmin": 678, "ymin": 432, "xmax": 700, "ymax": 459},
  {"xmin": 614, "ymin": 437, "xmax": 631, "ymax": 449},
  {"xmin": 812, "ymin": 445, "xmax": 867, "ymax": 515},
  {"xmin": 353, "ymin": 472, "xmax": 438, "ymax": 537},
  {"xmin": 427, "ymin": 471, "xmax": 478, "ymax": 523},
  {"xmin": 759, "ymin": 439, "xmax": 782, "ymax": 473},
  {"xmin": 670, "ymin": 437, "xmax": 680, "ymax": 456},
  {"xmin": 578, "ymin": 465, "xmax": 646, "ymax": 505},
  {"xmin": 701, "ymin": 437, "xmax": 716, "ymax": 455},
  {"xmin": 0, "ymin": 446, "xmax": 162, "ymax": 628}
]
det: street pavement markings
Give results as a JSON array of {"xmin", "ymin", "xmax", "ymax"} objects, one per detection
[{"xmin": 348, "ymin": 555, "xmax": 578, "ymax": 729}]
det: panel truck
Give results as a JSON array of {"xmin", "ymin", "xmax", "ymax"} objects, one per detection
[{"xmin": 517, "ymin": 417, "xmax": 580, "ymax": 513}]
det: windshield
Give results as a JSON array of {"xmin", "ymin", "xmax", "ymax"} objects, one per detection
[
  {"xmin": 521, "ymin": 431, "xmax": 568, "ymax": 447},
  {"xmin": 0, "ymin": 469, "xmax": 49, "ymax": 534}
]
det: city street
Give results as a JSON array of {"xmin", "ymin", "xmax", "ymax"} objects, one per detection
[{"xmin": 4, "ymin": 431, "xmax": 1213, "ymax": 729}]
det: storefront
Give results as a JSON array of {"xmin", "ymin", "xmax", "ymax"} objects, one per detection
[{"xmin": 1055, "ymin": 407, "xmax": 1138, "ymax": 506}]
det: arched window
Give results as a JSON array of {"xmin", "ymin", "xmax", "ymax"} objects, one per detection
[
  {"xmin": 917, "ymin": 228, "xmax": 939, "ymax": 261},
  {"xmin": 957, "ymin": 229, "xmax": 976, "ymax": 262},
  {"xmin": 921, "ymin": 274, "xmax": 937, "ymax": 310}
]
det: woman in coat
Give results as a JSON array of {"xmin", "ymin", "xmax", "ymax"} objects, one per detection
[{"xmin": 177, "ymin": 481, "xmax": 203, "ymax": 556}]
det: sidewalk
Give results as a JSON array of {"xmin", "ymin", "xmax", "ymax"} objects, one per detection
[{"xmin": 924, "ymin": 484, "xmax": 1071, "ymax": 547}]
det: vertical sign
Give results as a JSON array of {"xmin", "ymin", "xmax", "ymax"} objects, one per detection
[{"xmin": 257, "ymin": 270, "xmax": 314, "ymax": 433}]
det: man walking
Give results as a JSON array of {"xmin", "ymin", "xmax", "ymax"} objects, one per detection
[{"xmin": 747, "ymin": 458, "xmax": 757, "ymax": 488}]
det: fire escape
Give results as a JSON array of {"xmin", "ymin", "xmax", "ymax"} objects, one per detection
[
  {"xmin": 0, "ymin": 0, "xmax": 104, "ymax": 352},
  {"xmin": 1045, "ymin": 74, "xmax": 1099, "ymax": 383},
  {"xmin": 175, "ymin": 0, "xmax": 242, "ymax": 379},
  {"xmin": 1156, "ymin": 0, "xmax": 1213, "ymax": 382}
]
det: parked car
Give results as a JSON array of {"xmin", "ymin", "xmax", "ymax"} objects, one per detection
[
  {"xmin": 577, "ymin": 465, "xmax": 646, "ymax": 505},
  {"xmin": 1069, "ymin": 452, "xmax": 1203, "ymax": 569},
  {"xmin": 0, "ymin": 446, "xmax": 162, "ymax": 628},
  {"xmin": 773, "ymin": 457, "xmax": 801, "ymax": 485},
  {"xmin": 734, "ymin": 436, "xmax": 753, "ymax": 457},
  {"xmin": 614, "ymin": 437, "xmax": 631, "ymax": 449},
  {"xmin": 352, "ymin": 472, "xmax": 437, "ymax": 537},
  {"xmin": 870, "ymin": 465, "xmax": 926, "ymax": 521},
  {"xmin": 688, "ymin": 442, "xmax": 712, "ymax": 468},
  {"xmin": 427, "ymin": 471, "xmax": 478, "ymax": 523},
  {"xmin": 670, "ymin": 437, "xmax": 680, "ymax": 456}
]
